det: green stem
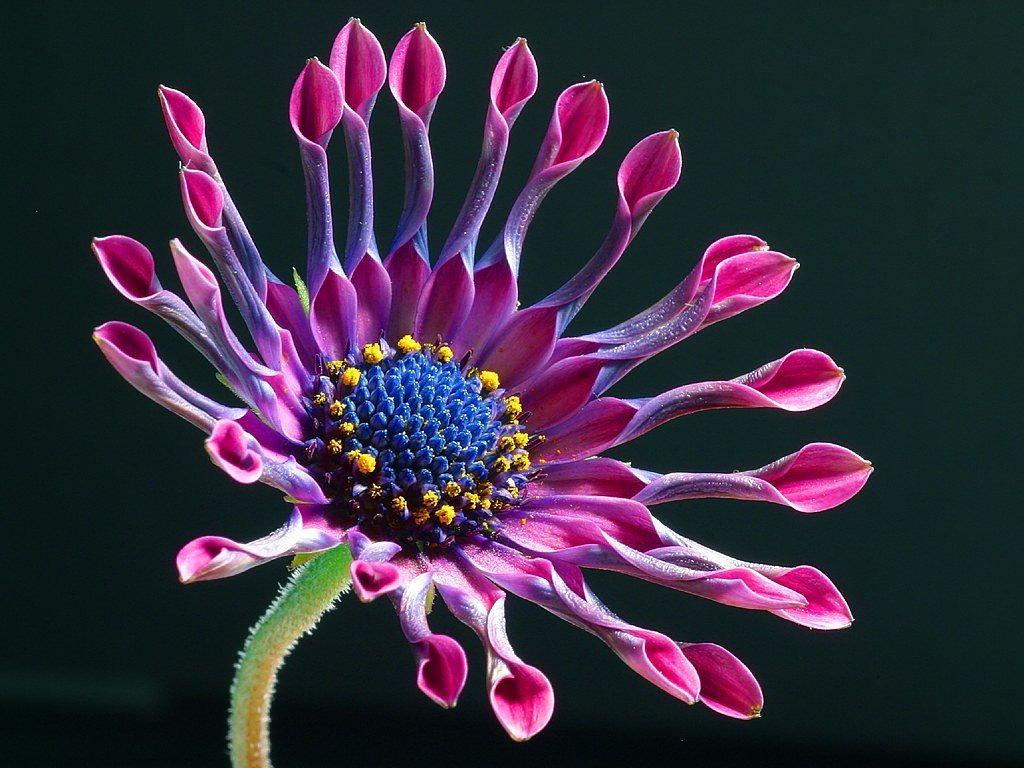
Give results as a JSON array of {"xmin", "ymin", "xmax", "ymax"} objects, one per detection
[{"xmin": 229, "ymin": 545, "xmax": 353, "ymax": 768}]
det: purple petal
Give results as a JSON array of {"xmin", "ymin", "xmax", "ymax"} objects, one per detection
[
  {"xmin": 351, "ymin": 256, "xmax": 392, "ymax": 345},
  {"xmin": 387, "ymin": 24, "xmax": 445, "ymax": 255},
  {"xmin": 450, "ymin": 260, "xmax": 519, "ymax": 363},
  {"xmin": 437, "ymin": 38, "xmax": 538, "ymax": 266},
  {"xmin": 176, "ymin": 508, "xmax": 343, "ymax": 583},
  {"xmin": 331, "ymin": 19, "xmax": 387, "ymax": 272},
  {"xmin": 533, "ymin": 130, "xmax": 682, "ymax": 333},
  {"xmin": 204, "ymin": 418, "xmax": 328, "ymax": 504},
  {"xmin": 518, "ymin": 356, "xmax": 605, "ymax": 431},
  {"xmin": 680, "ymin": 643, "xmax": 763, "ymax": 719},
  {"xmin": 531, "ymin": 457, "xmax": 651, "ymax": 499},
  {"xmin": 430, "ymin": 553, "xmax": 554, "ymax": 741},
  {"xmin": 384, "ymin": 241, "xmax": 431, "ymax": 342},
  {"xmin": 179, "ymin": 170, "xmax": 282, "ymax": 368},
  {"xmin": 477, "ymin": 306, "xmax": 558, "ymax": 388},
  {"xmin": 395, "ymin": 573, "xmax": 468, "ymax": 708},
  {"xmin": 414, "ymin": 255, "xmax": 475, "ymax": 343},
  {"xmin": 93, "ymin": 321, "xmax": 244, "ymax": 431},
  {"xmin": 635, "ymin": 443, "xmax": 872, "ymax": 513},
  {"xmin": 309, "ymin": 267, "xmax": 358, "ymax": 360}
]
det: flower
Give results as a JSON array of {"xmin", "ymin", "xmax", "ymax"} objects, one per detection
[{"xmin": 93, "ymin": 19, "xmax": 871, "ymax": 741}]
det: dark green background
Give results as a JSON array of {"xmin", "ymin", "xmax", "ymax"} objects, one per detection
[{"xmin": 5, "ymin": 1, "xmax": 1020, "ymax": 765}]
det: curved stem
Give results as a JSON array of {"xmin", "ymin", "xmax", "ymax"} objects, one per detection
[{"xmin": 229, "ymin": 544, "xmax": 353, "ymax": 768}]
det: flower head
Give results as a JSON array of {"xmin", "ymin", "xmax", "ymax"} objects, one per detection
[{"xmin": 94, "ymin": 19, "xmax": 870, "ymax": 740}]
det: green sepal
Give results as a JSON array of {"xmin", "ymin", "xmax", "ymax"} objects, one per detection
[{"xmin": 293, "ymin": 268, "xmax": 310, "ymax": 315}]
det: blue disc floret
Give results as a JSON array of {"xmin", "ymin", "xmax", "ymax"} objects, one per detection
[{"xmin": 302, "ymin": 336, "xmax": 534, "ymax": 547}]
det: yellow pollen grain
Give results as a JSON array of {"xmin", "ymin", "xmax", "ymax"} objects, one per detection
[
  {"xmin": 512, "ymin": 454, "xmax": 531, "ymax": 471},
  {"xmin": 412, "ymin": 508, "xmax": 431, "ymax": 525},
  {"xmin": 325, "ymin": 360, "xmax": 346, "ymax": 377},
  {"xmin": 312, "ymin": 392, "xmax": 327, "ymax": 407},
  {"xmin": 338, "ymin": 421, "xmax": 355, "ymax": 437},
  {"xmin": 436, "ymin": 345, "xmax": 454, "ymax": 363},
  {"xmin": 396, "ymin": 334, "xmax": 422, "ymax": 354},
  {"xmin": 498, "ymin": 436, "xmax": 516, "ymax": 453},
  {"xmin": 362, "ymin": 342, "xmax": 384, "ymax": 364},
  {"xmin": 422, "ymin": 490, "xmax": 440, "ymax": 508},
  {"xmin": 354, "ymin": 452, "xmax": 377, "ymax": 474},
  {"xmin": 368, "ymin": 484, "xmax": 383, "ymax": 498},
  {"xmin": 390, "ymin": 496, "xmax": 407, "ymax": 511},
  {"xmin": 328, "ymin": 401, "xmax": 345, "ymax": 418},
  {"xmin": 493, "ymin": 456, "xmax": 511, "ymax": 473},
  {"xmin": 513, "ymin": 431, "xmax": 530, "ymax": 448},
  {"xmin": 479, "ymin": 370, "xmax": 500, "ymax": 392},
  {"xmin": 444, "ymin": 481, "xmax": 462, "ymax": 497},
  {"xmin": 341, "ymin": 367, "xmax": 362, "ymax": 387},
  {"xmin": 480, "ymin": 498, "xmax": 492, "ymax": 510},
  {"xmin": 464, "ymin": 492, "xmax": 480, "ymax": 508},
  {"xmin": 504, "ymin": 395, "xmax": 522, "ymax": 420},
  {"xmin": 436, "ymin": 504, "xmax": 456, "ymax": 525},
  {"xmin": 477, "ymin": 482, "xmax": 492, "ymax": 497},
  {"xmin": 327, "ymin": 439, "xmax": 344, "ymax": 455}
]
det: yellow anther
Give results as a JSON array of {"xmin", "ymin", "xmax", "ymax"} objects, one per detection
[
  {"xmin": 436, "ymin": 504, "xmax": 456, "ymax": 525},
  {"xmin": 338, "ymin": 421, "xmax": 355, "ymax": 437},
  {"xmin": 312, "ymin": 392, "xmax": 327, "ymax": 407},
  {"xmin": 479, "ymin": 370, "xmax": 500, "ymax": 392},
  {"xmin": 492, "ymin": 456, "xmax": 511, "ymax": 474},
  {"xmin": 498, "ymin": 436, "xmax": 516, "ymax": 453},
  {"xmin": 325, "ymin": 360, "xmax": 346, "ymax": 377},
  {"xmin": 391, "ymin": 496, "xmax": 407, "ymax": 511},
  {"xmin": 353, "ymin": 452, "xmax": 377, "ymax": 474},
  {"xmin": 480, "ymin": 497, "xmax": 492, "ymax": 510},
  {"xmin": 422, "ymin": 490, "xmax": 440, "ymax": 508},
  {"xmin": 436, "ymin": 345, "xmax": 454, "ymax": 363},
  {"xmin": 396, "ymin": 334, "xmax": 422, "ymax": 354},
  {"xmin": 512, "ymin": 454, "xmax": 532, "ymax": 472},
  {"xmin": 341, "ymin": 367, "xmax": 362, "ymax": 387},
  {"xmin": 476, "ymin": 482, "xmax": 492, "ymax": 497},
  {"xmin": 368, "ymin": 484, "xmax": 383, "ymax": 498},
  {"xmin": 508, "ymin": 485, "xmax": 520, "ymax": 499},
  {"xmin": 512, "ymin": 431, "xmax": 530, "ymax": 448},
  {"xmin": 463, "ymin": 492, "xmax": 480, "ymax": 509},
  {"xmin": 327, "ymin": 439, "xmax": 344, "ymax": 455},
  {"xmin": 362, "ymin": 342, "xmax": 384, "ymax": 364},
  {"xmin": 412, "ymin": 508, "xmax": 431, "ymax": 525},
  {"xmin": 444, "ymin": 481, "xmax": 462, "ymax": 497},
  {"xmin": 328, "ymin": 401, "xmax": 345, "ymax": 418},
  {"xmin": 504, "ymin": 395, "xmax": 522, "ymax": 420}
]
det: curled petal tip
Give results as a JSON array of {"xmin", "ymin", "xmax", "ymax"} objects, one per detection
[
  {"xmin": 206, "ymin": 420, "xmax": 262, "ymax": 484},
  {"xmin": 289, "ymin": 57, "xmax": 343, "ymax": 147}
]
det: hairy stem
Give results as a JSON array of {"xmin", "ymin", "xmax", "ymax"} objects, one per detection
[{"xmin": 229, "ymin": 545, "xmax": 353, "ymax": 768}]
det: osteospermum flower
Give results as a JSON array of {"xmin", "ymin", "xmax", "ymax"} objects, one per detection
[{"xmin": 94, "ymin": 19, "xmax": 871, "ymax": 745}]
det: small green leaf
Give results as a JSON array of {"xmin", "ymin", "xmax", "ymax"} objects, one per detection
[{"xmin": 293, "ymin": 268, "xmax": 310, "ymax": 315}]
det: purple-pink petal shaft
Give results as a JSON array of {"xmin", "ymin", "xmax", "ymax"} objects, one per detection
[{"xmin": 94, "ymin": 18, "xmax": 869, "ymax": 742}]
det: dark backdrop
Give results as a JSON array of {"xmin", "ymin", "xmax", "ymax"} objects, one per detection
[{"xmin": 5, "ymin": 1, "xmax": 1020, "ymax": 766}]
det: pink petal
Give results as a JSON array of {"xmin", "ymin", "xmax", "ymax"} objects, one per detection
[
  {"xmin": 205, "ymin": 419, "xmax": 262, "ymax": 483},
  {"xmin": 744, "ymin": 442, "xmax": 872, "ymax": 513},
  {"xmin": 389, "ymin": 23, "xmax": 446, "ymax": 123},
  {"xmin": 540, "ymin": 80, "xmax": 609, "ymax": 171},
  {"xmin": 765, "ymin": 565, "xmax": 854, "ymax": 630},
  {"xmin": 330, "ymin": 18, "xmax": 387, "ymax": 120},
  {"xmin": 619, "ymin": 129, "xmax": 683, "ymax": 229},
  {"xmin": 680, "ymin": 643, "xmax": 763, "ymax": 719},
  {"xmin": 176, "ymin": 508, "xmax": 342, "ymax": 583},
  {"xmin": 491, "ymin": 38, "xmax": 538, "ymax": 123},
  {"xmin": 157, "ymin": 85, "xmax": 212, "ymax": 172},
  {"xmin": 93, "ymin": 235, "xmax": 159, "ymax": 301},
  {"xmin": 531, "ymin": 457, "xmax": 650, "ymax": 498},
  {"xmin": 289, "ymin": 58, "xmax": 343, "ymax": 148},
  {"xmin": 180, "ymin": 166, "xmax": 224, "ymax": 233},
  {"xmin": 351, "ymin": 560, "xmax": 403, "ymax": 602}
]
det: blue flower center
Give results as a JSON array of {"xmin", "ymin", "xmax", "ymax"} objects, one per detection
[{"xmin": 302, "ymin": 338, "xmax": 533, "ymax": 548}]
